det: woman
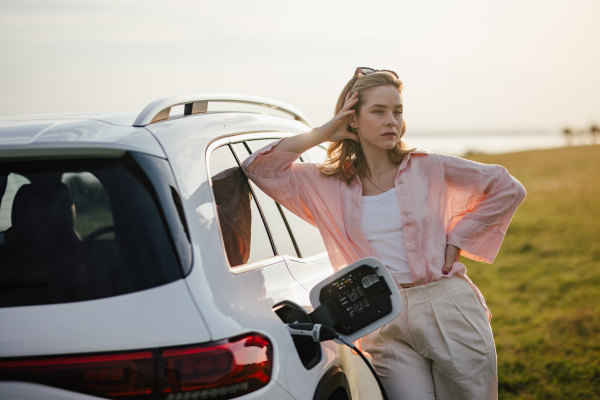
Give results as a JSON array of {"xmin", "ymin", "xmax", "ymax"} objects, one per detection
[{"xmin": 241, "ymin": 68, "xmax": 526, "ymax": 400}]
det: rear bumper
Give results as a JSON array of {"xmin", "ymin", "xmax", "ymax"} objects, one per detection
[
  {"xmin": 0, "ymin": 381, "xmax": 101, "ymax": 400},
  {"xmin": 0, "ymin": 381, "xmax": 297, "ymax": 400}
]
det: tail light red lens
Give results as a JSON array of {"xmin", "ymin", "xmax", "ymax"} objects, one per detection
[
  {"xmin": 0, "ymin": 351, "xmax": 155, "ymax": 397},
  {"xmin": 161, "ymin": 334, "xmax": 272, "ymax": 399},
  {"xmin": 0, "ymin": 333, "xmax": 272, "ymax": 400}
]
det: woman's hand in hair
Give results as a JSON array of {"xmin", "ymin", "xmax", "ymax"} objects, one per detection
[
  {"xmin": 442, "ymin": 244, "xmax": 460, "ymax": 275},
  {"xmin": 270, "ymin": 91, "xmax": 359, "ymax": 154},
  {"xmin": 313, "ymin": 91, "xmax": 360, "ymax": 144}
]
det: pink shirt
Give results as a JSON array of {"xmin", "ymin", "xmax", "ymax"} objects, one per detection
[{"xmin": 242, "ymin": 140, "xmax": 526, "ymax": 320}]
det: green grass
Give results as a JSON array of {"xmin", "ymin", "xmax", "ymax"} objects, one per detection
[{"xmin": 463, "ymin": 145, "xmax": 600, "ymax": 399}]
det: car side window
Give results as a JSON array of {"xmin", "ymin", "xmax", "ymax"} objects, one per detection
[
  {"xmin": 245, "ymin": 139, "xmax": 327, "ymax": 258},
  {"xmin": 231, "ymin": 143, "xmax": 299, "ymax": 258},
  {"xmin": 209, "ymin": 145, "xmax": 274, "ymax": 267}
]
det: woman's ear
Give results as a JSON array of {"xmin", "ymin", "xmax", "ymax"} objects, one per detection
[{"xmin": 348, "ymin": 113, "xmax": 358, "ymax": 129}]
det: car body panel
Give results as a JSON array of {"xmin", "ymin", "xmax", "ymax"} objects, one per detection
[
  {"xmin": 0, "ymin": 380, "xmax": 298, "ymax": 400},
  {"xmin": 285, "ymin": 256, "xmax": 336, "ymax": 293},
  {"xmin": 0, "ymin": 280, "xmax": 210, "ymax": 358},
  {"xmin": 0, "ymin": 111, "xmax": 140, "ymax": 127},
  {"xmin": 340, "ymin": 345, "xmax": 383, "ymax": 400},
  {"xmin": 0, "ymin": 118, "xmax": 165, "ymax": 158}
]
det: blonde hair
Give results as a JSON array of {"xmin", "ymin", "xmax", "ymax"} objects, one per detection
[{"xmin": 319, "ymin": 71, "xmax": 413, "ymax": 183}]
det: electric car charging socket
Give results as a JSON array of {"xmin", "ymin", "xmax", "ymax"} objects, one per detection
[{"xmin": 309, "ymin": 257, "xmax": 403, "ymax": 343}]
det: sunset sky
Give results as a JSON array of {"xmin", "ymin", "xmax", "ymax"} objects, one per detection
[{"xmin": 1, "ymin": 0, "xmax": 598, "ymax": 132}]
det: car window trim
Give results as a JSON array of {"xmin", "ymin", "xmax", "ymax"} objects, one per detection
[
  {"xmin": 230, "ymin": 141, "xmax": 296, "ymax": 260},
  {"xmin": 274, "ymin": 201, "xmax": 302, "ymax": 258},
  {"xmin": 227, "ymin": 131, "xmax": 294, "ymax": 143},
  {"xmin": 205, "ymin": 138, "xmax": 280, "ymax": 273},
  {"xmin": 242, "ymin": 141, "xmax": 253, "ymax": 155},
  {"xmin": 232, "ymin": 135, "xmax": 331, "ymax": 261},
  {"xmin": 229, "ymin": 143, "xmax": 278, "ymax": 256},
  {"xmin": 233, "ymin": 136, "xmax": 304, "ymax": 259}
]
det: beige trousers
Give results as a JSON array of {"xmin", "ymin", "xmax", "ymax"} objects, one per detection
[{"xmin": 362, "ymin": 275, "xmax": 498, "ymax": 400}]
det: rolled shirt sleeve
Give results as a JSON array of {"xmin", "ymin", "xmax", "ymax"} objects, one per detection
[
  {"xmin": 442, "ymin": 156, "xmax": 527, "ymax": 263},
  {"xmin": 241, "ymin": 139, "xmax": 321, "ymax": 227}
]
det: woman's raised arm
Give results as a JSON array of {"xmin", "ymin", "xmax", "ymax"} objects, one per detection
[
  {"xmin": 239, "ymin": 91, "xmax": 361, "ymax": 226},
  {"xmin": 271, "ymin": 91, "xmax": 360, "ymax": 154}
]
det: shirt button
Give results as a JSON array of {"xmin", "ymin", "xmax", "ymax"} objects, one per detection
[
  {"xmin": 411, "ymin": 246, "xmax": 415, "ymax": 252},
  {"xmin": 417, "ymin": 279, "xmax": 423, "ymax": 284},
  {"xmin": 398, "ymin": 180, "xmax": 404, "ymax": 184},
  {"xmin": 404, "ymin": 211, "xmax": 410, "ymax": 215}
]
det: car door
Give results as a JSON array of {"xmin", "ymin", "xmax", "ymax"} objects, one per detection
[{"xmin": 242, "ymin": 137, "xmax": 335, "ymax": 298}]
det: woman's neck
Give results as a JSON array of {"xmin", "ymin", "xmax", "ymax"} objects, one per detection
[{"xmin": 361, "ymin": 144, "xmax": 397, "ymax": 178}]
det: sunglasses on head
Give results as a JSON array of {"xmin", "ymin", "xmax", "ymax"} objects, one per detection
[{"xmin": 346, "ymin": 67, "xmax": 399, "ymax": 97}]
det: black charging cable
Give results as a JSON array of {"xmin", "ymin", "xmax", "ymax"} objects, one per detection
[{"xmin": 286, "ymin": 323, "xmax": 389, "ymax": 400}]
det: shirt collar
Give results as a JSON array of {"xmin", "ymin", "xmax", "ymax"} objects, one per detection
[{"xmin": 397, "ymin": 149, "xmax": 428, "ymax": 174}]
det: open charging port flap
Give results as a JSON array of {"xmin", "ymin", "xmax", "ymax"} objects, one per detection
[{"xmin": 308, "ymin": 257, "xmax": 403, "ymax": 343}]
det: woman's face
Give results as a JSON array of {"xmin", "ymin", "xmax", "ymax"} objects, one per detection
[{"xmin": 350, "ymin": 85, "xmax": 403, "ymax": 151}]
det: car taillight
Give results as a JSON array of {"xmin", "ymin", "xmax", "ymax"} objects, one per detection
[
  {"xmin": 0, "ymin": 351, "xmax": 155, "ymax": 397},
  {"xmin": 160, "ymin": 334, "xmax": 272, "ymax": 400},
  {"xmin": 0, "ymin": 333, "xmax": 272, "ymax": 400}
]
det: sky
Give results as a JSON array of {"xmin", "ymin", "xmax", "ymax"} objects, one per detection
[{"xmin": 0, "ymin": 0, "xmax": 599, "ymax": 132}]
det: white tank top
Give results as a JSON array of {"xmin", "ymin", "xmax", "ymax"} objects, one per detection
[{"xmin": 360, "ymin": 188, "xmax": 413, "ymax": 284}]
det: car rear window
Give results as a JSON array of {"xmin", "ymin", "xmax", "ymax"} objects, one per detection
[{"xmin": 0, "ymin": 152, "xmax": 190, "ymax": 308}]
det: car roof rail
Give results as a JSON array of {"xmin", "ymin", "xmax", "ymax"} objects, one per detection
[{"xmin": 133, "ymin": 93, "xmax": 313, "ymax": 127}]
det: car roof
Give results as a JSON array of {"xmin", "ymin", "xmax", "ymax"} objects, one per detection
[
  {"xmin": 0, "ymin": 113, "xmax": 165, "ymax": 159},
  {"xmin": 0, "ymin": 94, "xmax": 311, "ymax": 160}
]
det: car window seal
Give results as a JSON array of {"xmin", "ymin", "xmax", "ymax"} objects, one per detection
[
  {"xmin": 228, "ymin": 143, "xmax": 278, "ymax": 257},
  {"xmin": 239, "ymin": 140, "xmax": 303, "ymax": 259}
]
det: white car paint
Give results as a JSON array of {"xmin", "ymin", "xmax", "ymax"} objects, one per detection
[
  {"xmin": 0, "ymin": 280, "xmax": 210, "ymax": 358},
  {"xmin": 0, "ymin": 118, "xmax": 165, "ymax": 158}
]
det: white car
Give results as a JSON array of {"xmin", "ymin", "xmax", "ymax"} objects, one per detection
[{"xmin": 0, "ymin": 94, "xmax": 382, "ymax": 400}]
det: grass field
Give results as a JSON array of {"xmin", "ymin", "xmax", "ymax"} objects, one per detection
[{"xmin": 463, "ymin": 145, "xmax": 600, "ymax": 399}]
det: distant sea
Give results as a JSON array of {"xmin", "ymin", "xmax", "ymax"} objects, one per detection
[{"xmin": 404, "ymin": 130, "xmax": 569, "ymax": 156}]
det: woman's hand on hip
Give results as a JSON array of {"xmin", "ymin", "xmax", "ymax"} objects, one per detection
[
  {"xmin": 313, "ymin": 91, "xmax": 360, "ymax": 144},
  {"xmin": 442, "ymin": 244, "xmax": 461, "ymax": 275}
]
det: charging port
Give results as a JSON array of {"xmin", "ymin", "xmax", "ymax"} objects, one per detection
[{"xmin": 273, "ymin": 301, "xmax": 322, "ymax": 370}]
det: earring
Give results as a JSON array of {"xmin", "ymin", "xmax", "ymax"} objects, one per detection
[{"xmin": 351, "ymin": 127, "xmax": 358, "ymax": 134}]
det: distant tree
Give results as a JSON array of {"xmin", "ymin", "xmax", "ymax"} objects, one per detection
[
  {"xmin": 563, "ymin": 127, "xmax": 573, "ymax": 146},
  {"xmin": 591, "ymin": 124, "xmax": 599, "ymax": 145}
]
